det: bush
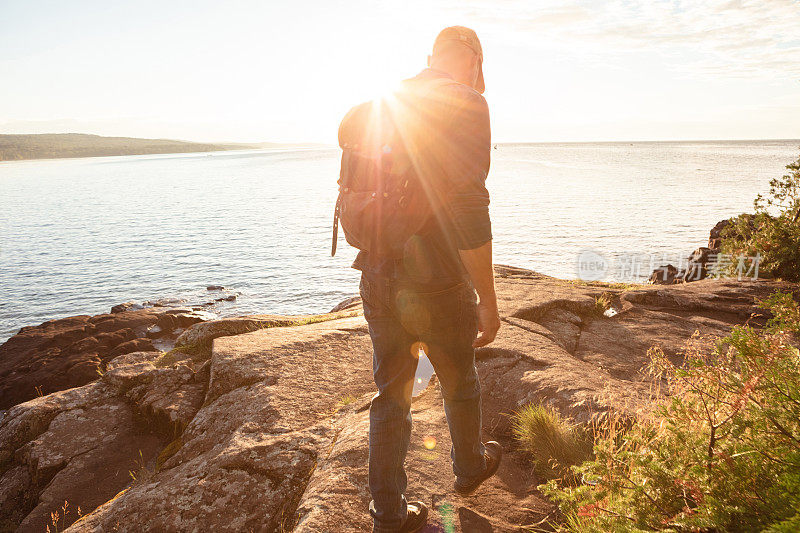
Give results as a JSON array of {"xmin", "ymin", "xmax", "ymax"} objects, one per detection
[
  {"xmin": 511, "ymin": 403, "xmax": 591, "ymax": 480},
  {"xmin": 542, "ymin": 291, "xmax": 800, "ymax": 532},
  {"xmin": 721, "ymin": 152, "xmax": 800, "ymax": 281}
]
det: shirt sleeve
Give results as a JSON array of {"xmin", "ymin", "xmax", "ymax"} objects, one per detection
[{"xmin": 442, "ymin": 89, "xmax": 492, "ymax": 250}]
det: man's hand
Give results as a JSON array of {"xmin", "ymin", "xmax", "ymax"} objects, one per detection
[
  {"xmin": 474, "ymin": 299, "xmax": 501, "ymax": 348},
  {"xmin": 458, "ymin": 240, "xmax": 501, "ymax": 348}
]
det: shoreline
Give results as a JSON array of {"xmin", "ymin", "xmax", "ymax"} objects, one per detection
[
  {"xmin": 0, "ymin": 145, "xmax": 336, "ymax": 164},
  {"xmin": 0, "ymin": 269, "xmax": 646, "ymax": 346},
  {"xmin": 0, "ymin": 133, "xmax": 332, "ymax": 162}
]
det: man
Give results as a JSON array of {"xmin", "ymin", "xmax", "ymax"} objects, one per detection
[{"xmin": 346, "ymin": 26, "xmax": 502, "ymax": 532}]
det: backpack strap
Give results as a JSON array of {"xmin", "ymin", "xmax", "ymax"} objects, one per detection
[{"xmin": 331, "ymin": 193, "xmax": 341, "ymax": 257}]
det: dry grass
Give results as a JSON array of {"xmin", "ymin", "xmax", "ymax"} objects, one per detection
[
  {"xmin": 155, "ymin": 437, "xmax": 183, "ymax": 472},
  {"xmin": 592, "ymin": 293, "xmax": 613, "ymax": 317},
  {"xmin": 128, "ymin": 450, "xmax": 154, "ymax": 485},
  {"xmin": 559, "ymin": 279, "xmax": 644, "ymax": 291},
  {"xmin": 511, "ymin": 403, "xmax": 591, "ymax": 480},
  {"xmin": 45, "ymin": 500, "xmax": 80, "ymax": 533},
  {"xmin": 336, "ymin": 393, "xmax": 358, "ymax": 408}
]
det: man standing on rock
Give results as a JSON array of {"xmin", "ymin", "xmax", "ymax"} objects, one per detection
[{"xmin": 335, "ymin": 26, "xmax": 502, "ymax": 532}]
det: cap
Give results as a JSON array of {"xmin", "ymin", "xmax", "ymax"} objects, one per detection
[{"xmin": 433, "ymin": 26, "xmax": 485, "ymax": 94}]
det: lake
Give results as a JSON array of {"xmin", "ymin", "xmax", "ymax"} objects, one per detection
[{"xmin": 1, "ymin": 140, "xmax": 798, "ymax": 342}]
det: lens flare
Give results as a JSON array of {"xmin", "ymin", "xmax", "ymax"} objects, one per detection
[
  {"xmin": 439, "ymin": 502, "xmax": 455, "ymax": 533},
  {"xmin": 423, "ymin": 436, "xmax": 437, "ymax": 450},
  {"xmin": 410, "ymin": 341, "xmax": 429, "ymax": 358}
]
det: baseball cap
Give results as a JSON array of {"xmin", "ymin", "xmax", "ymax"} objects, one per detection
[{"xmin": 433, "ymin": 26, "xmax": 485, "ymax": 94}]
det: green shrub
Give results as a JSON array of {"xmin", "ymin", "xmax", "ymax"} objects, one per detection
[
  {"xmin": 721, "ymin": 152, "xmax": 800, "ymax": 281},
  {"xmin": 511, "ymin": 403, "xmax": 591, "ymax": 480},
  {"xmin": 542, "ymin": 291, "xmax": 800, "ymax": 532}
]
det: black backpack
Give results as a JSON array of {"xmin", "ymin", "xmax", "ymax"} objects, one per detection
[{"xmin": 331, "ymin": 77, "xmax": 455, "ymax": 258}]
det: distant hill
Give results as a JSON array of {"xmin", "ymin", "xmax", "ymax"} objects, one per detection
[{"xmin": 0, "ymin": 133, "xmax": 327, "ymax": 161}]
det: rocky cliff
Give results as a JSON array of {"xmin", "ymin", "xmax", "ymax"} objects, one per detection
[
  {"xmin": 0, "ymin": 307, "xmax": 216, "ymax": 410},
  {"xmin": 0, "ymin": 266, "xmax": 793, "ymax": 532}
]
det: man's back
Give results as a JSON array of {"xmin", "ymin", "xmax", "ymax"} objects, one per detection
[{"xmin": 349, "ymin": 68, "xmax": 493, "ymax": 289}]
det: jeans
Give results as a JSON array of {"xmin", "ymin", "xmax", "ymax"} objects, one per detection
[{"xmin": 360, "ymin": 272, "xmax": 486, "ymax": 532}]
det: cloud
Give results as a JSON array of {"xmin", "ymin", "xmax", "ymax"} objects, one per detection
[
  {"xmin": 466, "ymin": 0, "xmax": 800, "ymax": 79},
  {"xmin": 517, "ymin": 5, "xmax": 592, "ymax": 27}
]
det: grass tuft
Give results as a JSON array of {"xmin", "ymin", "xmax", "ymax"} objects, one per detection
[
  {"xmin": 592, "ymin": 293, "xmax": 613, "ymax": 317},
  {"xmin": 336, "ymin": 393, "xmax": 358, "ymax": 408},
  {"xmin": 128, "ymin": 450, "xmax": 154, "ymax": 486},
  {"xmin": 511, "ymin": 403, "xmax": 591, "ymax": 480},
  {"xmin": 155, "ymin": 437, "xmax": 183, "ymax": 472},
  {"xmin": 45, "ymin": 500, "xmax": 80, "ymax": 533},
  {"xmin": 560, "ymin": 279, "xmax": 644, "ymax": 291}
]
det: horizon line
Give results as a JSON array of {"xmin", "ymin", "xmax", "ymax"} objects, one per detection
[{"xmin": 2, "ymin": 131, "xmax": 799, "ymax": 147}]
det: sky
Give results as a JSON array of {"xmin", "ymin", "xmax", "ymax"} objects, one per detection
[{"xmin": 1, "ymin": 0, "xmax": 799, "ymax": 143}]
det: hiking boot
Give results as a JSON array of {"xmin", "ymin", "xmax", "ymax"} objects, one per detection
[
  {"xmin": 398, "ymin": 501, "xmax": 428, "ymax": 533},
  {"xmin": 454, "ymin": 441, "xmax": 503, "ymax": 496}
]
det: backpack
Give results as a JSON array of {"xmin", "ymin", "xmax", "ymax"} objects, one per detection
[{"xmin": 331, "ymin": 77, "xmax": 456, "ymax": 258}]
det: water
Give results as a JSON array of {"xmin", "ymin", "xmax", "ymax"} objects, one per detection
[{"xmin": 1, "ymin": 140, "xmax": 798, "ymax": 342}]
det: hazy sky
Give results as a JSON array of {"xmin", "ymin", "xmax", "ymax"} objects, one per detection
[{"xmin": 1, "ymin": 0, "xmax": 798, "ymax": 143}]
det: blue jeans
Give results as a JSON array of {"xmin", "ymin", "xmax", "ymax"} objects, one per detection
[{"xmin": 360, "ymin": 272, "xmax": 486, "ymax": 532}]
